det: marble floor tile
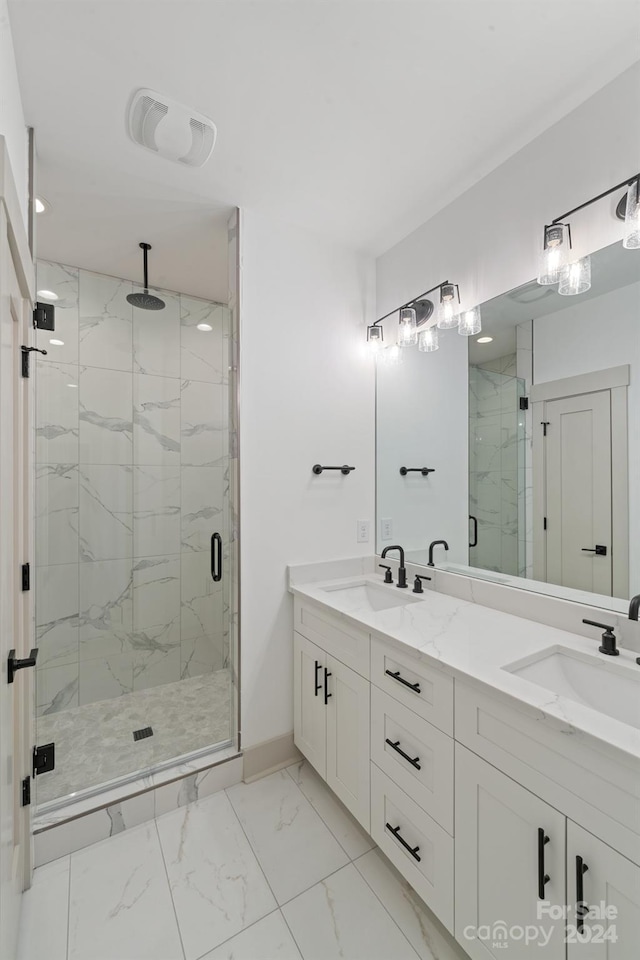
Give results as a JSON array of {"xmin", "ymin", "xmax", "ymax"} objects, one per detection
[
  {"xmin": 286, "ymin": 760, "xmax": 375, "ymax": 861},
  {"xmin": 201, "ymin": 910, "xmax": 302, "ymax": 960},
  {"xmin": 157, "ymin": 791, "xmax": 277, "ymax": 960},
  {"xmin": 354, "ymin": 848, "xmax": 466, "ymax": 960},
  {"xmin": 68, "ymin": 822, "xmax": 183, "ymax": 960},
  {"xmin": 17, "ymin": 855, "xmax": 70, "ymax": 960},
  {"xmin": 282, "ymin": 863, "xmax": 419, "ymax": 960},
  {"xmin": 226, "ymin": 770, "xmax": 349, "ymax": 905}
]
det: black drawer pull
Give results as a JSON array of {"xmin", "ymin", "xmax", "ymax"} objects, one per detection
[
  {"xmin": 324, "ymin": 667, "xmax": 332, "ymax": 705},
  {"xmin": 385, "ymin": 822, "xmax": 421, "ymax": 862},
  {"xmin": 576, "ymin": 855, "xmax": 589, "ymax": 933},
  {"xmin": 385, "ymin": 669, "xmax": 421, "ymax": 694},
  {"xmin": 385, "ymin": 738, "xmax": 421, "ymax": 770},
  {"xmin": 538, "ymin": 827, "xmax": 550, "ymax": 899},
  {"xmin": 314, "ymin": 660, "xmax": 322, "ymax": 696}
]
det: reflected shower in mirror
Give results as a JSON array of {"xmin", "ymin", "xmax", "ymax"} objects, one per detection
[{"xmin": 376, "ymin": 240, "xmax": 639, "ymax": 610}]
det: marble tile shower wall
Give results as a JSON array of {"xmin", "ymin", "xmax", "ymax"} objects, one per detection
[
  {"xmin": 34, "ymin": 261, "xmax": 230, "ymax": 716},
  {"xmin": 468, "ymin": 362, "xmax": 522, "ymax": 576}
]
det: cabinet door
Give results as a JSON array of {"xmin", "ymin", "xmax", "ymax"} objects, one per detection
[
  {"xmin": 293, "ymin": 632, "xmax": 326, "ymax": 777},
  {"xmin": 325, "ymin": 654, "xmax": 370, "ymax": 831},
  {"xmin": 455, "ymin": 745, "xmax": 566, "ymax": 960},
  {"xmin": 567, "ymin": 820, "xmax": 640, "ymax": 960}
]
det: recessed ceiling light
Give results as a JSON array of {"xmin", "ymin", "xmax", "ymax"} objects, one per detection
[
  {"xmin": 476, "ymin": 336, "xmax": 493, "ymax": 343},
  {"xmin": 37, "ymin": 289, "xmax": 59, "ymax": 301},
  {"xmin": 34, "ymin": 197, "xmax": 49, "ymax": 214},
  {"xmin": 49, "ymin": 338, "xmax": 64, "ymax": 346},
  {"xmin": 197, "ymin": 322, "xmax": 213, "ymax": 332}
]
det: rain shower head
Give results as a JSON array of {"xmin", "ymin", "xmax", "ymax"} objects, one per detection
[{"xmin": 127, "ymin": 243, "xmax": 165, "ymax": 310}]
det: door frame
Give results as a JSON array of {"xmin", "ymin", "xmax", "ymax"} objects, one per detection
[
  {"xmin": 531, "ymin": 365, "xmax": 629, "ymax": 599},
  {"xmin": 0, "ymin": 134, "xmax": 36, "ymax": 904}
]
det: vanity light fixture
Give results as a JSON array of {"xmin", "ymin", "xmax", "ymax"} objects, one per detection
[
  {"xmin": 418, "ymin": 325, "xmax": 438, "ymax": 352},
  {"xmin": 538, "ymin": 171, "xmax": 640, "ymax": 295},
  {"xmin": 385, "ymin": 343, "xmax": 403, "ymax": 365},
  {"xmin": 367, "ymin": 324, "xmax": 384, "ymax": 355},
  {"xmin": 436, "ymin": 283, "xmax": 460, "ymax": 329}
]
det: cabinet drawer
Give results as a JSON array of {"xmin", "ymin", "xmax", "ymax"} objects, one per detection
[
  {"xmin": 371, "ymin": 637, "xmax": 453, "ymax": 735},
  {"xmin": 371, "ymin": 686, "xmax": 453, "ymax": 834},
  {"xmin": 294, "ymin": 598, "xmax": 369, "ymax": 678},
  {"xmin": 370, "ymin": 763, "xmax": 454, "ymax": 933}
]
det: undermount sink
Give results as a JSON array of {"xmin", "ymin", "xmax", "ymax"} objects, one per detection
[
  {"xmin": 320, "ymin": 580, "xmax": 421, "ymax": 613},
  {"xmin": 503, "ymin": 645, "xmax": 640, "ymax": 729}
]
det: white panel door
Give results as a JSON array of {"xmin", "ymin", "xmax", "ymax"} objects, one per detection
[
  {"xmin": 325, "ymin": 654, "xmax": 370, "ymax": 831},
  {"xmin": 455, "ymin": 745, "xmax": 565, "ymax": 960},
  {"xmin": 0, "ymin": 203, "xmax": 34, "ymax": 958},
  {"xmin": 293, "ymin": 632, "xmax": 326, "ymax": 777},
  {"xmin": 545, "ymin": 390, "xmax": 612, "ymax": 595},
  {"xmin": 567, "ymin": 820, "xmax": 640, "ymax": 960}
]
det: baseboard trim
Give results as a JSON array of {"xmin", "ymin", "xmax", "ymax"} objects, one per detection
[{"xmin": 242, "ymin": 732, "xmax": 302, "ymax": 782}]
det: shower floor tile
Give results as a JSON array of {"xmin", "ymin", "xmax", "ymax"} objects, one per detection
[{"xmin": 35, "ymin": 669, "xmax": 231, "ymax": 804}]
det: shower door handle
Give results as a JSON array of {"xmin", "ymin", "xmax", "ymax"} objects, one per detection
[
  {"xmin": 211, "ymin": 533, "xmax": 222, "ymax": 582},
  {"xmin": 469, "ymin": 515, "xmax": 478, "ymax": 548}
]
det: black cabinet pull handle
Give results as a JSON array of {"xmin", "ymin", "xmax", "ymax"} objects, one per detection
[
  {"xmin": 324, "ymin": 668, "xmax": 332, "ymax": 705},
  {"xmin": 385, "ymin": 669, "xmax": 421, "ymax": 694},
  {"xmin": 399, "ymin": 467, "xmax": 435, "ymax": 476},
  {"xmin": 385, "ymin": 738, "xmax": 421, "ymax": 770},
  {"xmin": 469, "ymin": 515, "xmax": 478, "ymax": 548},
  {"xmin": 538, "ymin": 828, "xmax": 550, "ymax": 899},
  {"xmin": 211, "ymin": 532, "xmax": 222, "ymax": 582},
  {"xmin": 576, "ymin": 855, "xmax": 589, "ymax": 933},
  {"xmin": 8, "ymin": 648, "xmax": 39, "ymax": 684},
  {"xmin": 314, "ymin": 660, "xmax": 322, "ymax": 697},
  {"xmin": 385, "ymin": 822, "xmax": 421, "ymax": 862}
]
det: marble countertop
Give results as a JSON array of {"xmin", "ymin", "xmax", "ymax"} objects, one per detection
[{"xmin": 290, "ymin": 570, "xmax": 640, "ymax": 762}]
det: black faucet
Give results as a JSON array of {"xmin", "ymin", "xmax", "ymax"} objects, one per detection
[
  {"xmin": 629, "ymin": 595, "xmax": 640, "ymax": 621},
  {"xmin": 381, "ymin": 545, "xmax": 407, "ymax": 588},
  {"xmin": 427, "ymin": 539, "xmax": 449, "ymax": 567},
  {"xmin": 582, "ymin": 619, "xmax": 619, "ymax": 656}
]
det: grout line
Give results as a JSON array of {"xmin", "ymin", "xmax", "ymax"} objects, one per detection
[
  {"xmin": 222, "ymin": 785, "xmax": 283, "ymax": 908},
  {"xmin": 352, "ymin": 850, "xmax": 423, "ymax": 960},
  {"xmin": 154, "ymin": 818, "xmax": 187, "ymax": 960},
  {"xmin": 191, "ymin": 909, "xmax": 281, "ymax": 960},
  {"xmin": 278, "ymin": 907, "xmax": 305, "ymax": 960}
]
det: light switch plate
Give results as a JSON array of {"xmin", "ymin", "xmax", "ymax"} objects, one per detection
[
  {"xmin": 381, "ymin": 518, "xmax": 393, "ymax": 540},
  {"xmin": 357, "ymin": 520, "xmax": 370, "ymax": 543}
]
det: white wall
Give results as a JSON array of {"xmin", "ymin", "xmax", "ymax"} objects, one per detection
[
  {"xmin": 239, "ymin": 210, "xmax": 375, "ymax": 749},
  {"xmin": 0, "ymin": 0, "xmax": 28, "ymax": 225},
  {"xmin": 534, "ymin": 280, "xmax": 640, "ymax": 592},
  {"xmin": 375, "ymin": 63, "xmax": 640, "ymax": 576}
]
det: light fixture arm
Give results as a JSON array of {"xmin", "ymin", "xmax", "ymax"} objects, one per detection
[
  {"xmin": 372, "ymin": 280, "xmax": 451, "ymax": 327},
  {"xmin": 550, "ymin": 173, "xmax": 640, "ymax": 226}
]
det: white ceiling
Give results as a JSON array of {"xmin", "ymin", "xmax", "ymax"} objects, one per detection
[{"xmin": 9, "ymin": 0, "xmax": 640, "ymax": 286}]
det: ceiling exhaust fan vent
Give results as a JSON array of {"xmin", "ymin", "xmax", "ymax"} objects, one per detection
[{"xmin": 128, "ymin": 88, "xmax": 217, "ymax": 168}]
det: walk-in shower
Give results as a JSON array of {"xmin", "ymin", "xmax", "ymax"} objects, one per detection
[{"xmin": 33, "ymin": 257, "xmax": 238, "ymax": 807}]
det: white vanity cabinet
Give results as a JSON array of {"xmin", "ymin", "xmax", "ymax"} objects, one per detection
[{"xmin": 293, "ymin": 625, "xmax": 370, "ymax": 830}]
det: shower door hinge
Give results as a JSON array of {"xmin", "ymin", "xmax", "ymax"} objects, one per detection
[
  {"xmin": 519, "ymin": 396, "xmax": 529, "ymax": 411},
  {"xmin": 33, "ymin": 742, "xmax": 55, "ymax": 777},
  {"xmin": 21, "ymin": 776, "xmax": 31, "ymax": 807},
  {"xmin": 21, "ymin": 562, "xmax": 30, "ymax": 591},
  {"xmin": 33, "ymin": 301, "xmax": 55, "ymax": 331}
]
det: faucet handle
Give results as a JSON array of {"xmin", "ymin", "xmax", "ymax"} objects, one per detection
[
  {"xmin": 412, "ymin": 574, "xmax": 432, "ymax": 594},
  {"xmin": 379, "ymin": 564, "xmax": 393, "ymax": 584},
  {"xmin": 582, "ymin": 619, "xmax": 619, "ymax": 656}
]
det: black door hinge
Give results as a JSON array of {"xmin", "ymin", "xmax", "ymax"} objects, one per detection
[
  {"xmin": 22, "ymin": 776, "xmax": 31, "ymax": 806},
  {"xmin": 33, "ymin": 742, "xmax": 55, "ymax": 776},
  {"xmin": 21, "ymin": 345, "xmax": 47, "ymax": 378},
  {"xmin": 541, "ymin": 421, "xmax": 550, "ymax": 437},
  {"xmin": 33, "ymin": 301, "xmax": 55, "ymax": 331},
  {"xmin": 519, "ymin": 396, "xmax": 529, "ymax": 411},
  {"xmin": 543, "ymin": 517, "xmax": 548, "ymax": 531},
  {"xmin": 21, "ymin": 562, "xmax": 30, "ymax": 591}
]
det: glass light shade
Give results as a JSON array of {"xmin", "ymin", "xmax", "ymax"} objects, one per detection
[
  {"xmin": 384, "ymin": 343, "xmax": 403, "ymax": 365},
  {"xmin": 418, "ymin": 326, "xmax": 439, "ymax": 352},
  {"xmin": 458, "ymin": 306, "xmax": 482, "ymax": 336},
  {"xmin": 436, "ymin": 285, "xmax": 460, "ymax": 329},
  {"xmin": 367, "ymin": 325, "xmax": 383, "ymax": 355},
  {"xmin": 398, "ymin": 307, "xmax": 418, "ymax": 345},
  {"xmin": 558, "ymin": 256, "xmax": 591, "ymax": 296},
  {"xmin": 623, "ymin": 179, "xmax": 640, "ymax": 249},
  {"xmin": 537, "ymin": 224, "xmax": 567, "ymax": 285}
]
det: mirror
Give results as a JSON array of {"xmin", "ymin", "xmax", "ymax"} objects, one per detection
[{"xmin": 376, "ymin": 240, "xmax": 639, "ymax": 612}]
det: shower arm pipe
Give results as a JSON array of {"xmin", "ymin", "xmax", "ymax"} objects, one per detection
[
  {"xmin": 549, "ymin": 172, "xmax": 640, "ymax": 226},
  {"xmin": 372, "ymin": 280, "xmax": 450, "ymax": 327},
  {"xmin": 141, "ymin": 242, "xmax": 151, "ymax": 290}
]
